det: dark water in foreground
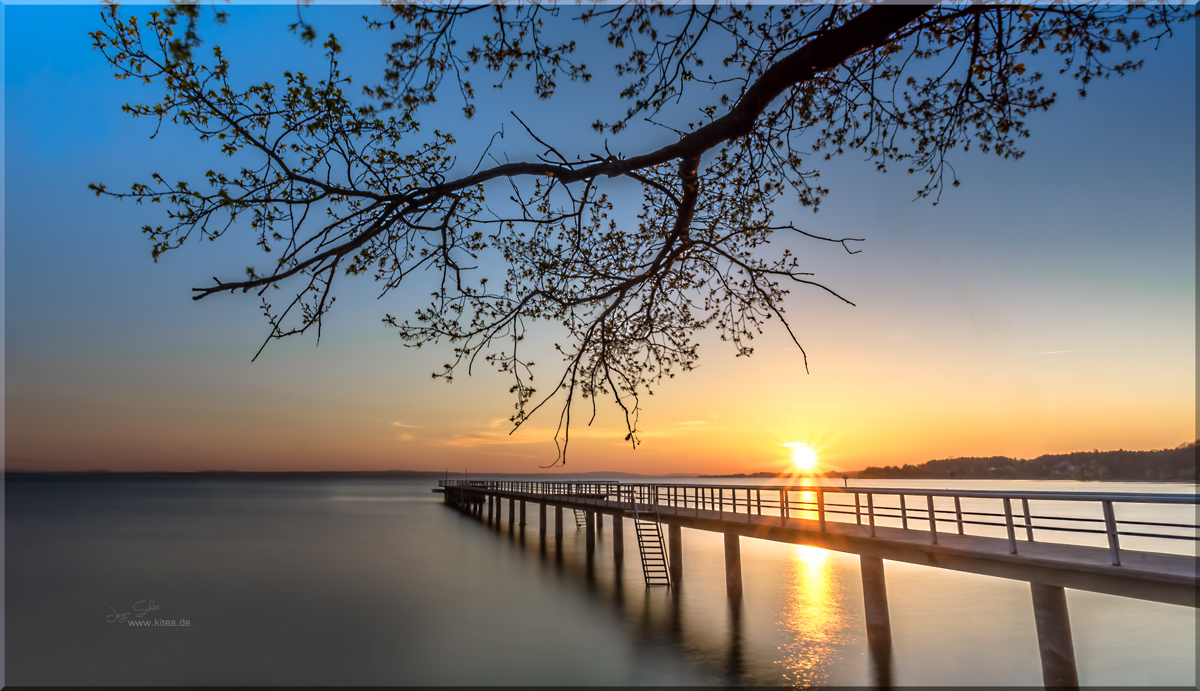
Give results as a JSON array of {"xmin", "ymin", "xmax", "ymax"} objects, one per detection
[{"xmin": 6, "ymin": 476, "xmax": 1196, "ymax": 686}]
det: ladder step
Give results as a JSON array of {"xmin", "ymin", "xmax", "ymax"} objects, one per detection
[{"xmin": 630, "ymin": 503, "xmax": 671, "ymax": 589}]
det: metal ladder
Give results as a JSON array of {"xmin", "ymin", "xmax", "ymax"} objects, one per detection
[
  {"xmin": 626, "ymin": 485, "xmax": 671, "ymax": 587},
  {"xmin": 572, "ymin": 509, "xmax": 587, "ymax": 529}
]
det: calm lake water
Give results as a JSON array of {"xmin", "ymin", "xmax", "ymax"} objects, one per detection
[{"xmin": 6, "ymin": 475, "xmax": 1196, "ymax": 686}]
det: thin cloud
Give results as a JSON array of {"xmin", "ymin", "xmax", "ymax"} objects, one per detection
[
  {"xmin": 433, "ymin": 418, "xmax": 718, "ymax": 448},
  {"xmin": 436, "ymin": 425, "xmax": 622, "ymax": 448},
  {"xmin": 1032, "ymin": 350, "xmax": 1073, "ymax": 355},
  {"xmin": 391, "ymin": 422, "xmax": 422, "ymax": 428}
]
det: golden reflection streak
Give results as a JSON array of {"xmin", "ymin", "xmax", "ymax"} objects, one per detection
[
  {"xmin": 797, "ymin": 490, "xmax": 816, "ymax": 521},
  {"xmin": 775, "ymin": 544, "xmax": 854, "ymax": 687}
]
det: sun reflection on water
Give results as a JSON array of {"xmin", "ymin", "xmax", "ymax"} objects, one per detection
[{"xmin": 775, "ymin": 544, "xmax": 855, "ymax": 687}]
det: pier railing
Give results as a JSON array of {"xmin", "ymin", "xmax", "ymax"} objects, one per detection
[{"xmin": 440, "ymin": 479, "xmax": 1198, "ymax": 565}]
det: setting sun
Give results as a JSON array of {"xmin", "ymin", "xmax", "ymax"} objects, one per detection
[{"xmin": 785, "ymin": 443, "xmax": 819, "ymax": 471}]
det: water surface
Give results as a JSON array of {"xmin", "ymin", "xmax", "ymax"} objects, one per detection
[{"xmin": 6, "ymin": 476, "xmax": 1195, "ymax": 686}]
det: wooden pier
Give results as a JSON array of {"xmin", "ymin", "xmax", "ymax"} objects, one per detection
[{"xmin": 438, "ymin": 480, "xmax": 1197, "ymax": 688}]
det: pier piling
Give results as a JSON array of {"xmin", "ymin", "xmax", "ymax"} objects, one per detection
[
  {"xmin": 860, "ymin": 555, "xmax": 892, "ymax": 645},
  {"xmin": 585, "ymin": 511, "xmax": 596, "ymax": 554},
  {"xmin": 1030, "ymin": 583, "xmax": 1079, "ymax": 689},
  {"xmin": 554, "ymin": 506, "xmax": 563, "ymax": 549},
  {"xmin": 724, "ymin": 533, "xmax": 743, "ymax": 602},
  {"xmin": 668, "ymin": 525, "xmax": 683, "ymax": 584},
  {"xmin": 539, "ymin": 502, "xmax": 547, "ymax": 540},
  {"xmin": 860, "ymin": 555, "xmax": 894, "ymax": 687},
  {"xmin": 613, "ymin": 514, "xmax": 624, "ymax": 563}
]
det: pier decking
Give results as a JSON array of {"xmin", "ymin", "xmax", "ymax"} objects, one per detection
[{"xmin": 438, "ymin": 479, "xmax": 1197, "ymax": 688}]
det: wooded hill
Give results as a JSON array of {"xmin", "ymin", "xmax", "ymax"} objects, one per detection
[{"xmin": 857, "ymin": 442, "xmax": 1197, "ymax": 482}]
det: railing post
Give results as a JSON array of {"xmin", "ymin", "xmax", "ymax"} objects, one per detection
[
  {"xmin": 756, "ymin": 489, "xmax": 762, "ymax": 515},
  {"xmin": 1003, "ymin": 498, "xmax": 1018, "ymax": 554},
  {"xmin": 1102, "ymin": 500, "xmax": 1121, "ymax": 566},
  {"xmin": 781, "ymin": 489, "xmax": 788, "ymax": 526},
  {"xmin": 867, "ymin": 493, "xmax": 876, "ymax": 537},
  {"xmin": 927, "ymin": 494, "xmax": 937, "ymax": 545},
  {"xmin": 954, "ymin": 496, "xmax": 964, "ymax": 535},
  {"xmin": 899, "ymin": 494, "xmax": 908, "ymax": 530},
  {"xmin": 818, "ymin": 489, "xmax": 826, "ymax": 532},
  {"xmin": 854, "ymin": 492, "xmax": 862, "ymax": 525},
  {"xmin": 1022, "ymin": 498, "xmax": 1035, "ymax": 542}
]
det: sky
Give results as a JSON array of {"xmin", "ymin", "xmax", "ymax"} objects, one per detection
[{"xmin": 3, "ymin": 4, "xmax": 1195, "ymax": 474}]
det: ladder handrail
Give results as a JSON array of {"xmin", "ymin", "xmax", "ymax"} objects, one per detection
[{"xmin": 627, "ymin": 484, "xmax": 671, "ymax": 587}]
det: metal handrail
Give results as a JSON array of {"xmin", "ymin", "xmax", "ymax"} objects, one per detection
[
  {"xmin": 441, "ymin": 478, "xmax": 1196, "ymax": 503},
  {"xmin": 438, "ymin": 478, "xmax": 1198, "ymax": 566}
]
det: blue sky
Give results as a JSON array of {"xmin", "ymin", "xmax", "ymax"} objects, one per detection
[{"xmin": 4, "ymin": 5, "xmax": 1195, "ymax": 472}]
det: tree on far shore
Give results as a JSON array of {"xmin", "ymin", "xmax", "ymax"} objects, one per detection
[{"xmin": 859, "ymin": 442, "xmax": 1198, "ymax": 481}]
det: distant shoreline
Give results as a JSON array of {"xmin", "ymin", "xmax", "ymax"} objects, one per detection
[
  {"xmin": 6, "ymin": 442, "xmax": 1195, "ymax": 482},
  {"xmin": 855, "ymin": 443, "xmax": 1197, "ymax": 482}
]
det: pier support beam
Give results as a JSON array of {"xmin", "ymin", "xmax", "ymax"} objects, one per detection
[
  {"xmin": 597, "ymin": 511, "xmax": 604, "ymax": 535},
  {"xmin": 860, "ymin": 556, "xmax": 892, "ymax": 645},
  {"xmin": 668, "ymin": 525, "xmax": 683, "ymax": 584},
  {"xmin": 520, "ymin": 500, "xmax": 526, "ymax": 527},
  {"xmin": 585, "ymin": 511, "xmax": 596, "ymax": 554},
  {"xmin": 613, "ymin": 514, "xmax": 624, "ymax": 563},
  {"xmin": 1030, "ymin": 583, "xmax": 1079, "ymax": 689},
  {"xmin": 724, "ymin": 533, "xmax": 743, "ymax": 602},
  {"xmin": 487, "ymin": 495, "xmax": 493, "ymax": 524},
  {"xmin": 554, "ymin": 506, "xmax": 564, "ymax": 549},
  {"xmin": 860, "ymin": 555, "xmax": 894, "ymax": 688},
  {"xmin": 508, "ymin": 497, "xmax": 515, "ymax": 531},
  {"xmin": 539, "ymin": 502, "xmax": 547, "ymax": 540}
]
